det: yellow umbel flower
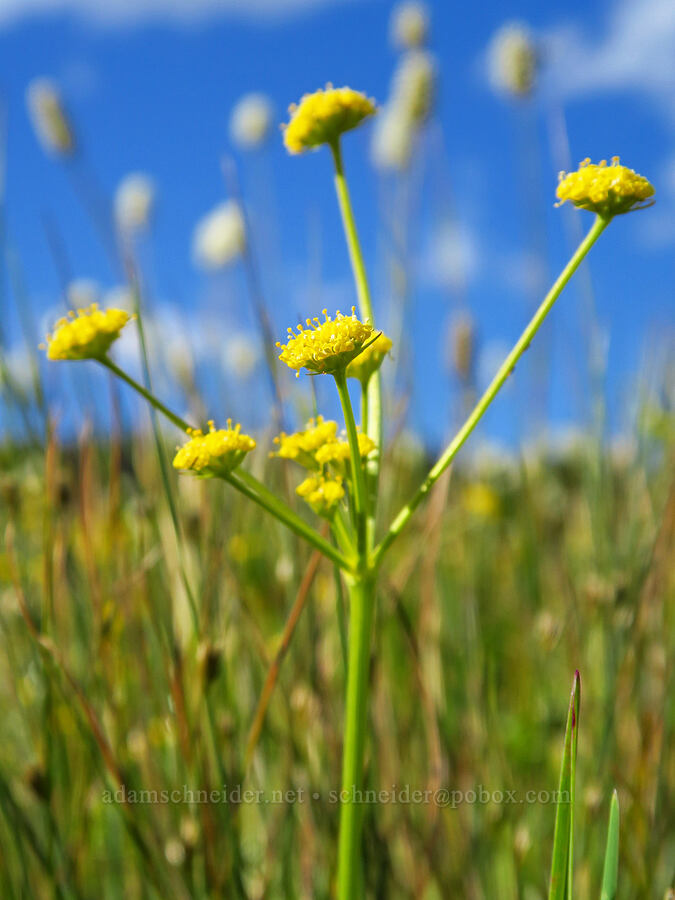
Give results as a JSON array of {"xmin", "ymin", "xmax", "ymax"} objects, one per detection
[
  {"xmin": 315, "ymin": 433, "xmax": 376, "ymax": 465},
  {"xmin": 296, "ymin": 474, "xmax": 345, "ymax": 518},
  {"xmin": 43, "ymin": 304, "xmax": 133, "ymax": 361},
  {"xmin": 283, "ymin": 86, "xmax": 376, "ymax": 154},
  {"xmin": 272, "ymin": 416, "xmax": 338, "ymax": 467},
  {"xmin": 556, "ymin": 158, "xmax": 654, "ymax": 217},
  {"xmin": 173, "ymin": 420, "xmax": 255, "ymax": 478},
  {"xmin": 346, "ymin": 331, "xmax": 392, "ymax": 384},
  {"xmin": 277, "ymin": 308, "xmax": 375, "ymax": 376}
]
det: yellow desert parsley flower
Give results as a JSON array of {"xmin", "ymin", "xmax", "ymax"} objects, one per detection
[
  {"xmin": 314, "ymin": 432, "xmax": 376, "ymax": 465},
  {"xmin": 43, "ymin": 304, "xmax": 133, "ymax": 361},
  {"xmin": 277, "ymin": 308, "xmax": 375, "ymax": 377},
  {"xmin": 272, "ymin": 416, "xmax": 338, "ymax": 467},
  {"xmin": 556, "ymin": 157, "xmax": 654, "ymax": 217},
  {"xmin": 283, "ymin": 86, "xmax": 376, "ymax": 154},
  {"xmin": 296, "ymin": 474, "xmax": 345, "ymax": 518},
  {"xmin": 173, "ymin": 420, "xmax": 255, "ymax": 478},
  {"xmin": 346, "ymin": 331, "xmax": 393, "ymax": 384}
]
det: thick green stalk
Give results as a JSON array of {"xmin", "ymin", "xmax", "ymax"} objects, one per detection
[
  {"xmin": 373, "ymin": 214, "xmax": 610, "ymax": 568},
  {"xmin": 334, "ymin": 370, "xmax": 368, "ymax": 556},
  {"xmin": 330, "ymin": 140, "xmax": 382, "ymax": 544},
  {"xmin": 336, "ymin": 573, "xmax": 375, "ymax": 900}
]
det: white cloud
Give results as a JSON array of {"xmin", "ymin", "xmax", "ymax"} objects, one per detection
[
  {"xmin": 0, "ymin": 0, "xmax": 354, "ymax": 29},
  {"xmin": 540, "ymin": 0, "xmax": 675, "ymax": 117}
]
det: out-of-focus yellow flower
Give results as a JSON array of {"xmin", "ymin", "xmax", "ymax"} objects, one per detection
[
  {"xmin": 556, "ymin": 157, "xmax": 654, "ymax": 217},
  {"xmin": 272, "ymin": 416, "xmax": 338, "ymax": 467},
  {"xmin": 315, "ymin": 432, "xmax": 376, "ymax": 465},
  {"xmin": 488, "ymin": 24, "xmax": 537, "ymax": 97},
  {"xmin": 283, "ymin": 86, "xmax": 376, "ymax": 154},
  {"xmin": 462, "ymin": 482, "xmax": 500, "ymax": 519},
  {"xmin": 277, "ymin": 307, "xmax": 375, "ymax": 376},
  {"xmin": 26, "ymin": 78, "xmax": 75, "ymax": 156},
  {"xmin": 173, "ymin": 420, "xmax": 255, "ymax": 478},
  {"xmin": 42, "ymin": 304, "xmax": 133, "ymax": 361},
  {"xmin": 390, "ymin": 1, "xmax": 429, "ymax": 49},
  {"xmin": 346, "ymin": 331, "xmax": 392, "ymax": 383},
  {"xmin": 296, "ymin": 474, "xmax": 345, "ymax": 517}
]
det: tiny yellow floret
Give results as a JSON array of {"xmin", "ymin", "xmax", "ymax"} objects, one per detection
[
  {"xmin": 556, "ymin": 157, "xmax": 654, "ymax": 217},
  {"xmin": 272, "ymin": 416, "xmax": 338, "ymax": 467},
  {"xmin": 283, "ymin": 86, "xmax": 376, "ymax": 154},
  {"xmin": 296, "ymin": 474, "xmax": 345, "ymax": 517},
  {"xmin": 277, "ymin": 308, "xmax": 375, "ymax": 376},
  {"xmin": 314, "ymin": 432, "xmax": 376, "ymax": 465},
  {"xmin": 43, "ymin": 304, "xmax": 133, "ymax": 361},
  {"xmin": 173, "ymin": 420, "xmax": 255, "ymax": 478},
  {"xmin": 346, "ymin": 331, "xmax": 393, "ymax": 383}
]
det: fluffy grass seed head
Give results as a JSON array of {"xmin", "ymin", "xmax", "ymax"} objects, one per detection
[
  {"xmin": 230, "ymin": 93, "xmax": 274, "ymax": 148},
  {"xmin": 346, "ymin": 331, "xmax": 393, "ymax": 384},
  {"xmin": 173, "ymin": 420, "xmax": 255, "ymax": 478},
  {"xmin": 42, "ymin": 304, "xmax": 133, "ymax": 361},
  {"xmin": 296, "ymin": 474, "xmax": 345, "ymax": 518},
  {"xmin": 192, "ymin": 201, "xmax": 246, "ymax": 270},
  {"xmin": 115, "ymin": 173, "xmax": 156, "ymax": 235},
  {"xmin": 26, "ymin": 78, "xmax": 75, "ymax": 156},
  {"xmin": 277, "ymin": 308, "xmax": 375, "ymax": 376},
  {"xmin": 272, "ymin": 416, "xmax": 338, "ymax": 467},
  {"xmin": 390, "ymin": 2, "xmax": 429, "ymax": 49},
  {"xmin": 556, "ymin": 158, "xmax": 655, "ymax": 217},
  {"xmin": 283, "ymin": 86, "xmax": 376, "ymax": 154},
  {"xmin": 488, "ymin": 24, "xmax": 537, "ymax": 98}
]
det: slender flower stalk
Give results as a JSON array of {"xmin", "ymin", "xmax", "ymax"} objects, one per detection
[
  {"xmin": 372, "ymin": 214, "xmax": 610, "ymax": 568},
  {"xmin": 334, "ymin": 369, "xmax": 368, "ymax": 555}
]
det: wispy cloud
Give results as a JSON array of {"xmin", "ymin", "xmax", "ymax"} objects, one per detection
[
  {"xmin": 540, "ymin": 0, "xmax": 675, "ymax": 118},
  {"xmin": 0, "ymin": 0, "xmax": 355, "ymax": 29}
]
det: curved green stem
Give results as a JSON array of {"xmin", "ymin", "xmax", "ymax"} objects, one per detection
[
  {"xmin": 99, "ymin": 356, "xmax": 193, "ymax": 434},
  {"xmin": 334, "ymin": 370, "xmax": 368, "ymax": 558},
  {"xmin": 372, "ymin": 214, "xmax": 611, "ymax": 568},
  {"xmin": 229, "ymin": 470, "xmax": 354, "ymax": 573},
  {"xmin": 336, "ymin": 573, "xmax": 375, "ymax": 900}
]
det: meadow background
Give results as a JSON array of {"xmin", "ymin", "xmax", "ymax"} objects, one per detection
[{"xmin": 0, "ymin": 0, "xmax": 673, "ymax": 897}]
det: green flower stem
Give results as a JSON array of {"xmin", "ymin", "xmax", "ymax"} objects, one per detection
[
  {"xmin": 336, "ymin": 572, "xmax": 376, "ymax": 900},
  {"xmin": 332, "ymin": 508, "xmax": 356, "ymax": 557},
  {"xmin": 230, "ymin": 469, "xmax": 354, "ymax": 573},
  {"xmin": 372, "ymin": 214, "xmax": 610, "ymax": 569},
  {"xmin": 100, "ymin": 356, "xmax": 193, "ymax": 434},
  {"xmin": 100, "ymin": 355, "xmax": 353, "ymax": 572},
  {"xmin": 334, "ymin": 369, "xmax": 368, "ymax": 557},
  {"xmin": 330, "ymin": 139, "xmax": 382, "ymax": 546}
]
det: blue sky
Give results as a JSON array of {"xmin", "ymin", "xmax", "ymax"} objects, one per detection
[{"xmin": 1, "ymin": 0, "xmax": 673, "ymax": 447}]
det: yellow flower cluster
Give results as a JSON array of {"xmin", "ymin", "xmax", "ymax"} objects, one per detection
[
  {"xmin": 556, "ymin": 157, "xmax": 654, "ymax": 217},
  {"xmin": 283, "ymin": 86, "xmax": 376, "ymax": 154},
  {"xmin": 315, "ymin": 432, "xmax": 376, "ymax": 465},
  {"xmin": 272, "ymin": 416, "xmax": 339, "ymax": 464},
  {"xmin": 173, "ymin": 420, "xmax": 255, "ymax": 477},
  {"xmin": 346, "ymin": 331, "xmax": 392, "ymax": 383},
  {"xmin": 43, "ymin": 305, "xmax": 133, "ymax": 361},
  {"xmin": 296, "ymin": 474, "xmax": 345, "ymax": 518},
  {"xmin": 277, "ymin": 308, "xmax": 375, "ymax": 376}
]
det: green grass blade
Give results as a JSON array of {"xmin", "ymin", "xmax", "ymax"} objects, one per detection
[
  {"xmin": 548, "ymin": 670, "xmax": 581, "ymax": 900},
  {"xmin": 600, "ymin": 790, "xmax": 620, "ymax": 900}
]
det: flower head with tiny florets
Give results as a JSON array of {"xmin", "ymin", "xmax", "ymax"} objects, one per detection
[
  {"xmin": 42, "ymin": 304, "xmax": 134, "ymax": 361},
  {"xmin": 315, "ymin": 432, "xmax": 376, "ymax": 466},
  {"xmin": 346, "ymin": 331, "xmax": 393, "ymax": 384},
  {"xmin": 277, "ymin": 308, "xmax": 376, "ymax": 376},
  {"xmin": 296, "ymin": 474, "xmax": 345, "ymax": 518},
  {"xmin": 271, "ymin": 416, "xmax": 338, "ymax": 468},
  {"xmin": 556, "ymin": 157, "xmax": 654, "ymax": 218},
  {"xmin": 173, "ymin": 420, "xmax": 255, "ymax": 478},
  {"xmin": 283, "ymin": 86, "xmax": 376, "ymax": 154}
]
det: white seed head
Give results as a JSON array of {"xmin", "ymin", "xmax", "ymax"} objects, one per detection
[
  {"xmin": 26, "ymin": 78, "xmax": 75, "ymax": 156},
  {"xmin": 192, "ymin": 200, "xmax": 246, "ymax": 270},
  {"xmin": 488, "ymin": 23, "xmax": 537, "ymax": 97},
  {"xmin": 230, "ymin": 93, "xmax": 274, "ymax": 149},
  {"xmin": 390, "ymin": 2, "xmax": 429, "ymax": 49},
  {"xmin": 115, "ymin": 173, "xmax": 155, "ymax": 235}
]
